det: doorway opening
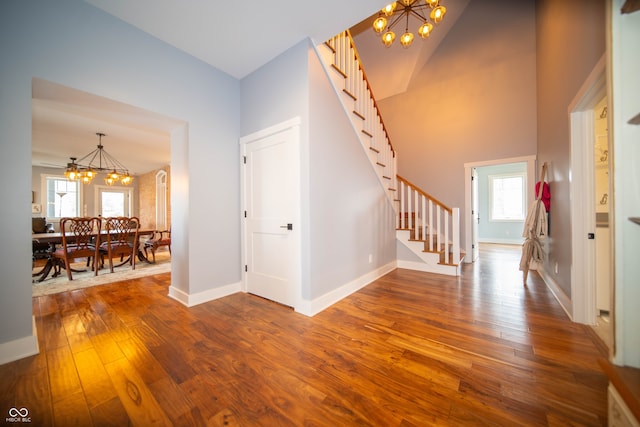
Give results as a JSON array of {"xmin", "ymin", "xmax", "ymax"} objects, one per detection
[
  {"xmin": 464, "ymin": 155, "xmax": 537, "ymax": 263},
  {"xmin": 568, "ymin": 55, "xmax": 611, "ymax": 353}
]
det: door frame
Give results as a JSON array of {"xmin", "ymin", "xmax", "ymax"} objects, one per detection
[
  {"xmin": 239, "ymin": 117, "xmax": 302, "ymax": 310},
  {"xmin": 464, "ymin": 155, "xmax": 537, "ymax": 262},
  {"xmin": 568, "ymin": 55, "xmax": 608, "ymax": 325},
  {"xmin": 94, "ymin": 185, "xmax": 133, "ymax": 217}
]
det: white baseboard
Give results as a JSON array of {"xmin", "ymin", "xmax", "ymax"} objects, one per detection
[
  {"xmin": 295, "ymin": 261, "xmax": 397, "ymax": 317},
  {"xmin": 0, "ymin": 316, "xmax": 39, "ymax": 365},
  {"xmin": 168, "ymin": 281, "xmax": 242, "ymax": 307},
  {"xmin": 396, "ymin": 259, "xmax": 461, "ymax": 276},
  {"xmin": 478, "ymin": 238, "xmax": 524, "ymax": 245},
  {"xmin": 538, "ymin": 267, "xmax": 573, "ymax": 320}
]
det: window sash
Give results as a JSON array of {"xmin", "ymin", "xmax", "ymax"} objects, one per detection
[{"xmin": 489, "ymin": 173, "xmax": 525, "ymax": 221}]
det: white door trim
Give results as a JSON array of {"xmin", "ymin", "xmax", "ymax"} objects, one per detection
[
  {"xmin": 239, "ymin": 117, "xmax": 302, "ymax": 309},
  {"xmin": 464, "ymin": 155, "xmax": 537, "ymax": 262},
  {"xmin": 568, "ymin": 55, "xmax": 607, "ymax": 325}
]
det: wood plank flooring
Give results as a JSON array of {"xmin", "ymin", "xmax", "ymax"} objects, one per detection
[{"xmin": 1, "ymin": 244, "xmax": 608, "ymax": 426}]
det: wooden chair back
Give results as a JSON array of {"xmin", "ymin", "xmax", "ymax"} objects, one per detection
[
  {"xmin": 102, "ymin": 217, "xmax": 140, "ymax": 272},
  {"xmin": 55, "ymin": 217, "xmax": 102, "ymax": 280}
]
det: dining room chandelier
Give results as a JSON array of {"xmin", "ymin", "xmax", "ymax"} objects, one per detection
[
  {"xmin": 64, "ymin": 132, "xmax": 134, "ymax": 185},
  {"xmin": 372, "ymin": 0, "xmax": 447, "ymax": 48}
]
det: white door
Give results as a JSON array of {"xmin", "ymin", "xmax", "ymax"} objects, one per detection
[
  {"xmin": 471, "ymin": 167, "xmax": 480, "ymax": 261},
  {"xmin": 97, "ymin": 187, "xmax": 132, "ymax": 217},
  {"xmin": 241, "ymin": 119, "xmax": 300, "ymax": 308}
]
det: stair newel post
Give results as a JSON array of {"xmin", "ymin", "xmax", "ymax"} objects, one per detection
[{"xmin": 452, "ymin": 208, "xmax": 460, "ymax": 264}]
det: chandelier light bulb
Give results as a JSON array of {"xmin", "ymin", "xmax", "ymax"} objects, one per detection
[
  {"xmin": 400, "ymin": 31, "xmax": 414, "ymax": 48},
  {"xmin": 425, "ymin": 0, "xmax": 439, "ymax": 7},
  {"xmin": 418, "ymin": 22, "xmax": 433, "ymax": 38},
  {"xmin": 382, "ymin": 31, "xmax": 396, "ymax": 47},
  {"xmin": 430, "ymin": 5, "xmax": 446, "ymax": 23},
  {"xmin": 382, "ymin": 2, "xmax": 397, "ymax": 16},
  {"xmin": 373, "ymin": 16, "xmax": 388, "ymax": 33}
]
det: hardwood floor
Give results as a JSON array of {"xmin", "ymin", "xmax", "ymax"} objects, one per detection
[{"xmin": 2, "ymin": 244, "xmax": 608, "ymax": 426}]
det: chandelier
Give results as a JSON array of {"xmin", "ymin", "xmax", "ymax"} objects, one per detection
[
  {"xmin": 372, "ymin": 0, "xmax": 447, "ymax": 48},
  {"xmin": 64, "ymin": 132, "xmax": 134, "ymax": 186}
]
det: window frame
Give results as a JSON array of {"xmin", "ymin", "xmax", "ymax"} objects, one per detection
[
  {"xmin": 40, "ymin": 174, "xmax": 82, "ymax": 222},
  {"xmin": 488, "ymin": 172, "xmax": 526, "ymax": 222}
]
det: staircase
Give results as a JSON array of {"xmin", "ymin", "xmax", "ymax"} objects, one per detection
[{"xmin": 316, "ymin": 31, "xmax": 463, "ymax": 276}]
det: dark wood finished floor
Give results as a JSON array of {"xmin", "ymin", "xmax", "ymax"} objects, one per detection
[{"xmin": 2, "ymin": 244, "xmax": 608, "ymax": 426}]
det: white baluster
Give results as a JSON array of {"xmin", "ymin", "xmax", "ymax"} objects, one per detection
[
  {"xmin": 428, "ymin": 200, "xmax": 434, "ymax": 251},
  {"xmin": 400, "ymin": 180, "xmax": 405, "ymax": 229},
  {"xmin": 444, "ymin": 211, "xmax": 450, "ymax": 264},
  {"xmin": 414, "ymin": 188, "xmax": 419, "ymax": 238},
  {"xmin": 422, "ymin": 195, "xmax": 427, "ymax": 241},
  {"xmin": 407, "ymin": 185, "xmax": 413, "ymax": 230},
  {"xmin": 436, "ymin": 204, "xmax": 441, "ymax": 254}
]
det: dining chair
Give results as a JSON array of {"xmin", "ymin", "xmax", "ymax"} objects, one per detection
[
  {"xmin": 100, "ymin": 217, "xmax": 140, "ymax": 273},
  {"xmin": 143, "ymin": 228, "xmax": 171, "ymax": 264},
  {"xmin": 53, "ymin": 217, "xmax": 102, "ymax": 280}
]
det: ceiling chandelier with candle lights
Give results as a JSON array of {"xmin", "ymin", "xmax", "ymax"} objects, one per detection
[
  {"xmin": 372, "ymin": 0, "xmax": 447, "ymax": 48},
  {"xmin": 64, "ymin": 132, "xmax": 134, "ymax": 186}
]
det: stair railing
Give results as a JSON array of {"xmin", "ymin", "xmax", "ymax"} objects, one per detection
[
  {"xmin": 320, "ymin": 32, "xmax": 461, "ymax": 265},
  {"xmin": 321, "ymin": 31, "xmax": 397, "ymax": 204},
  {"xmin": 397, "ymin": 175, "xmax": 460, "ymax": 264}
]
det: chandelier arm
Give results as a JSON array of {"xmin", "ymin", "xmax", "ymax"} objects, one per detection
[
  {"xmin": 75, "ymin": 147, "xmax": 100, "ymax": 168},
  {"xmin": 386, "ymin": 12, "xmax": 407, "ymax": 31},
  {"xmin": 408, "ymin": 8, "xmax": 429, "ymax": 21},
  {"xmin": 99, "ymin": 148, "xmax": 129, "ymax": 173}
]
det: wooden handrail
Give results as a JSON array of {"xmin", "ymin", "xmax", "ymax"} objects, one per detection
[{"xmin": 396, "ymin": 175, "xmax": 453, "ymax": 213}]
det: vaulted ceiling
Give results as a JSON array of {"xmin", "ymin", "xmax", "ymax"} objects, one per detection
[{"xmin": 33, "ymin": 0, "xmax": 465, "ymax": 175}]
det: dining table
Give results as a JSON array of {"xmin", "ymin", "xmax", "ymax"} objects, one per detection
[{"xmin": 32, "ymin": 228, "xmax": 155, "ymax": 282}]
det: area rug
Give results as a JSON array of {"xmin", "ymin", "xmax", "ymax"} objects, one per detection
[{"xmin": 32, "ymin": 250, "xmax": 171, "ymax": 297}]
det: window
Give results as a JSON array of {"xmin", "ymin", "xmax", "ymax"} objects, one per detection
[
  {"xmin": 43, "ymin": 176, "xmax": 80, "ymax": 219},
  {"xmin": 96, "ymin": 187, "xmax": 132, "ymax": 217},
  {"xmin": 489, "ymin": 173, "xmax": 525, "ymax": 221}
]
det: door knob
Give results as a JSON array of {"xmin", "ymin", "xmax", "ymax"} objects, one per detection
[{"xmin": 280, "ymin": 223, "xmax": 293, "ymax": 230}]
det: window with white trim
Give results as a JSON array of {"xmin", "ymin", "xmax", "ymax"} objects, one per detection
[
  {"xmin": 43, "ymin": 175, "xmax": 80, "ymax": 219},
  {"xmin": 489, "ymin": 173, "xmax": 525, "ymax": 221}
]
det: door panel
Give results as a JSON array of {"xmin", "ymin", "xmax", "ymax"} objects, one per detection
[{"xmin": 243, "ymin": 123, "xmax": 299, "ymax": 307}]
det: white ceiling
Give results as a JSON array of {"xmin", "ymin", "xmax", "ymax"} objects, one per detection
[{"xmin": 33, "ymin": 0, "xmax": 464, "ymax": 175}]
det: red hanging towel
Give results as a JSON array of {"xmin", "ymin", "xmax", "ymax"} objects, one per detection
[{"xmin": 535, "ymin": 181, "xmax": 550, "ymax": 212}]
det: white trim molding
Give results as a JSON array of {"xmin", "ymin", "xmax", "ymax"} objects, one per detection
[
  {"xmin": 296, "ymin": 261, "xmax": 397, "ymax": 317},
  {"xmin": 0, "ymin": 316, "xmax": 39, "ymax": 365}
]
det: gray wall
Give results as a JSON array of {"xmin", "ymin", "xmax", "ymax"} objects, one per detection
[
  {"xmin": 307, "ymin": 46, "xmax": 396, "ymax": 300},
  {"xmin": 377, "ymin": 0, "xmax": 537, "ymax": 248},
  {"xmin": 240, "ymin": 40, "xmax": 396, "ymax": 303},
  {"xmin": 477, "ymin": 163, "xmax": 526, "ymax": 244},
  {"xmin": 1, "ymin": 0, "xmax": 240, "ymax": 352},
  {"xmin": 535, "ymin": 0, "xmax": 606, "ymax": 298}
]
